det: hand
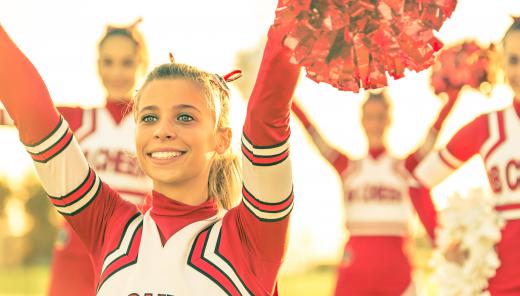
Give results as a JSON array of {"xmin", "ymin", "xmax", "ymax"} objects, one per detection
[{"xmin": 444, "ymin": 241, "xmax": 468, "ymax": 266}]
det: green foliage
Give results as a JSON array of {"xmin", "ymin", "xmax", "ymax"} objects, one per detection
[
  {"xmin": 0, "ymin": 177, "xmax": 10, "ymax": 217},
  {"xmin": 21, "ymin": 175, "xmax": 57, "ymax": 265}
]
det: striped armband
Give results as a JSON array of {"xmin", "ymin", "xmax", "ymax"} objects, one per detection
[
  {"xmin": 242, "ymin": 185, "xmax": 294, "ymax": 222},
  {"xmin": 241, "ymin": 133, "xmax": 290, "ymax": 166},
  {"xmin": 24, "ymin": 116, "xmax": 74, "ymax": 163},
  {"xmin": 48, "ymin": 168, "xmax": 102, "ymax": 216},
  {"xmin": 23, "ymin": 115, "xmax": 99, "ymax": 216}
]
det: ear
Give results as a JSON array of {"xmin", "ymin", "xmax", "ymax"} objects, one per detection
[{"xmin": 215, "ymin": 127, "xmax": 232, "ymax": 155}]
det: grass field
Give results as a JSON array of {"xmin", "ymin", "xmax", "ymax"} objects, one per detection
[
  {"xmin": 0, "ymin": 264, "xmax": 434, "ymax": 296},
  {"xmin": 279, "ymin": 268, "xmax": 336, "ymax": 296},
  {"xmin": 0, "ymin": 265, "xmax": 337, "ymax": 296},
  {"xmin": 0, "ymin": 265, "xmax": 49, "ymax": 296}
]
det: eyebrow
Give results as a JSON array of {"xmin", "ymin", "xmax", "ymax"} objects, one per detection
[
  {"xmin": 138, "ymin": 104, "xmax": 201, "ymax": 114},
  {"xmin": 176, "ymin": 104, "xmax": 201, "ymax": 113}
]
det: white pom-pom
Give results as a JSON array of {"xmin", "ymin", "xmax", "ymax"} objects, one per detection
[{"xmin": 430, "ymin": 189, "xmax": 505, "ymax": 296}]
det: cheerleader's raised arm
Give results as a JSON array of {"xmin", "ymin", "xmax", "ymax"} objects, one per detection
[
  {"xmin": 217, "ymin": 25, "xmax": 301, "ymax": 294},
  {"xmin": 0, "ymin": 25, "xmax": 137, "ymax": 264}
]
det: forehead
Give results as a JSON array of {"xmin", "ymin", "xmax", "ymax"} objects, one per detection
[
  {"xmin": 138, "ymin": 79, "xmax": 209, "ymax": 111},
  {"xmin": 99, "ymin": 35, "xmax": 137, "ymax": 57},
  {"xmin": 504, "ymin": 31, "xmax": 520, "ymax": 55}
]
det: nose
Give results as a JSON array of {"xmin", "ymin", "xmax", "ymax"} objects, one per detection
[{"xmin": 153, "ymin": 120, "xmax": 177, "ymax": 140}]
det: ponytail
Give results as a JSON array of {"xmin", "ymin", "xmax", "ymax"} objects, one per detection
[{"xmin": 208, "ymin": 151, "xmax": 241, "ymax": 209}]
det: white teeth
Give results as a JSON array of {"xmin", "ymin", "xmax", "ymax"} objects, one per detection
[{"xmin": 150, "ymin": 151, "xmax": 183, "ymax": 159}]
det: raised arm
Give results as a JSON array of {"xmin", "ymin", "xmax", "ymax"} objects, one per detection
[
  {"xmin": 0, "ymin": 26, "xmax": 61, "ymax": 140},
  {"xmin": 291, "ymin": 100, "xmax": 349, "ymax": 175},
  {"xmin": 219, "ymin": 23, "xmax": 300, "ymax": 293},
  {"xmin": 414, "ymin": 113, "xmax": 489, "ymax": 188},
  {"xmin": 405, "ymin": 90, "xmax": 459, "ymax": 172},
  {"xmin": 0, "ymin": 25, "xmax": 135, "ymax": 261}
]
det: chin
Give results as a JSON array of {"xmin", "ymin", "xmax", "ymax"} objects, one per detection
[
  {"xmin": 149, "ymin": 171, "xmax": 182, "ymax": 187},
  {"xmin": 107, "ymin": 89, "xmax": 130, "ymax": 99}
]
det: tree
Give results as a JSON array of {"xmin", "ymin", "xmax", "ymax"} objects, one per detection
[{"xmin": 22, "ymin": 174, "xmax": 57, "ymax": 265}]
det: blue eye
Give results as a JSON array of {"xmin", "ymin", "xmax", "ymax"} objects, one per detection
[
  {"xmin": 177, "ymin": 114, "xmax": 194, "ymax": 122},
  {"xmin": 141, "ymin": 114, "xmax": 157, "ymax": 123}
]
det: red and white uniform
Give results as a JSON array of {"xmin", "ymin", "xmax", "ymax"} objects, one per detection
[
  {"xmin": 416, "ymin": 100, "xmax": 520, "ymax": 295},
  {"xmin": 53, "ymin": 104, "xmax": 151, "ymax": 296},
  {"xmin": 292, "ymin": 103, "xmax": 437, "ymax": 295},
  {"xmin": 1, "ymin": 81, "xmax": 151, "ymax": 296},
  {"xmin": 0, "ymin": 24, "xmax": 298, "ymax": 296}
]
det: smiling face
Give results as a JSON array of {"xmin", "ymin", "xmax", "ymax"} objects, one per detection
[
  {"xmin": 98, "ymin": 35, "xmax": 140, "ymax": 100},
  {"xmin": 135, "ymin": 78, "xmax": 229, "ymax": 200},
  {"xmin": 504, "ymin": 30, "xmax": 520, "ymax": 101}
]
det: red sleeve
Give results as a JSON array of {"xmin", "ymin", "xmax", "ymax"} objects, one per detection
[
  {"xmin": 404, "ymin": 150, "xmax": 421, "ymax": 174},
  {"xmin": 445, "ymin": 114, "xmax": 489, "ymax": 163},
  {"xmin": 57, "ymin": 106, "xmax": 84, "ymax": 132},
  {"xmin": 432, "ymin": 89, "xmax": 459, "ymax": 131},
  {"xmin": 219, "ymin": 24, "xmax": 299, "ymax": 294},
  {"xmin": 0, "ymin": 102, "xmax": 84, "ymax": 130},
  {"xmin": 0, "ymin": 25, "xmax": 60, "ymax": 143},
  {"xmin": 409, "ymin": 185, "xmax": 437, "ymax": 242},
  {"xmin": 0, "ymin": 25, "xmax": 137, "ymax": 264},
  {"xmin": 291, "ymin": 101, "xmax": 349, "ymax": 174}
]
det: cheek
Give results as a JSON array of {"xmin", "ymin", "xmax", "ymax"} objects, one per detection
[
  {"xmin": 190, "ymin": 128, "xmax": 217, "ymax": 153},
  {"xmin": 506, "ymin": 63, "xmax": 520, "ymax": 77},
  {"xmin": 98, "ymin": 66, "xmax": 109, "ymax": 82},
  {"xmin": 134, "ymin": 126, "xmax": 147, "ymax": 153},
  {"xmin": 124, "ymin": 68, "xmax": 137, "ymax": 83}
]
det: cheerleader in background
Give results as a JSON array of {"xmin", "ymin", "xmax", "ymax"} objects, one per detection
[
  {"xmin": 413, "ymin": 18, "xmax": 520, "ymax": 295},
  {"xmin": 0, "ymin": 4, "xmax": 299, "ymax": 294},
  {"xmin": 291, "ymin": 89, "xmax": 458, "ymax": 295}
]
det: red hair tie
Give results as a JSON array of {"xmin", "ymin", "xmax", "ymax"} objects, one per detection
[
  {"xmin": 223, "ymin": 70, "xmax": 242, "ymax": 82},
  {"xmin": 211, "ymin": 70, "xmax": 242, "ymax": 94}
]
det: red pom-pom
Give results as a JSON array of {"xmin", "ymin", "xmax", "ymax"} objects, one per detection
[
  {"xmin": 430, "ymin": 41, "xmax": 498, "ymax": 96},
  {"xmin": 273, "ymin": 0, "xmax": 458, "ymax": 92}
]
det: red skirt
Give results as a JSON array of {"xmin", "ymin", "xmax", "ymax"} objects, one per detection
[
  {"xmin": 48, "ymin": 222, "xmax": 96, "ymax": 296},
  {"xmin": 334, "ymin": 236, "xmax": 412, "ymax": 296}
]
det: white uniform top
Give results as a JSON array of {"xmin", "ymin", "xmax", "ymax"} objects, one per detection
[
  {"xmin": 97, "ymin": 212, "xmax": 237, "ymax": 296},
  {"xmin": 416, "ymin": 104, "xmax": 520, "ymax": 220},
  {"xmin": 343, "ymin": 153, "xmax": 415, "ymax": 236}
]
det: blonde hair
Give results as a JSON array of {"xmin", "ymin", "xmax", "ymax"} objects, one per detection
[
  {"xmin": 503, "ymin": 17, "xmax": 520, "ymax": 47},
  {"xmin": 134, "ymin": 63, "xmax": 241, "ymax": 209}
]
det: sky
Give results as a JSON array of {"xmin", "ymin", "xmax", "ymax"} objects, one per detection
[{"xmin": 1, "ymin": 0, "xmax": 520, "ymax": 271}]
